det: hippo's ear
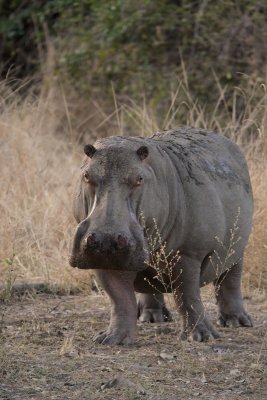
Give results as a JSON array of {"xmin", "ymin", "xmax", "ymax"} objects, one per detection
[
  {"xmin": 84, "ymin": 144, "xmax": 97, "ymax": 158},
  {"xmin": 137, "ymin": 145, "xmax": 149, "ymax": 161}
]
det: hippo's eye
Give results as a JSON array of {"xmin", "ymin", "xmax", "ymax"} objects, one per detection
[
  {"xmin": 83, "ymin": 171, "xmax": 92, "ymax": 184},
  {"xmin": 136, "ymin": 176, "xmax": 143, "ymax": 186}
]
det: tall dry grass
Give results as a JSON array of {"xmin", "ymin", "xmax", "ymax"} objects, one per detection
[
  {"xmin": 0, "ymin": 81, "xmax": 86, "ymax": 293},
  {"xmin": 0, "ymin": 75, "xmax": 266, "ymax": 294}
]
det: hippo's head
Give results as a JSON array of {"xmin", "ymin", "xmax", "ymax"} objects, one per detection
[{"xmin": 69, "ymin": 140, "xmax": 151, "ymax": 271}]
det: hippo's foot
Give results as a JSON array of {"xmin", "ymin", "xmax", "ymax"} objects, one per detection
[
  {"xmin": 138, "ymin": 304, "xmax": 172, "ymax": 323},
  {"xmin": 181, "ymin": 317, "xmax": 220, "ymax": 342},
  {"xmin": 137, "ymin": 293, "xmax": 172, "ymax": 323},
  {"xmin": 217, "ymin": 310, "xmax": 253, "ymax": 328},
  {"xmin": 93, "ymin": 329, "xmax": 134, "ymax": 345}
]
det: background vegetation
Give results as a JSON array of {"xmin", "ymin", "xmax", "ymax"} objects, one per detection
[
  {"xmin": 1, "ymin": 1, "xmax": 267, "ymax": 105},
  {"xmin": 0, "ymin": 0, "xmax": 266, "ymax": 293}
]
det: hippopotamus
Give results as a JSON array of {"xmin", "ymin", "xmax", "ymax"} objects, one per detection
[{"xmin": 69, "ymin": 128, "xmax": 253, "ymax": 345}]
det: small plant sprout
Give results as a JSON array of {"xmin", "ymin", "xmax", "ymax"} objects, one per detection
[
  {"xmin": 139, "ymin": 213, "xmax": 183, "ymax": 323},
  {"xmin": 212, "ymin": 207, "xmax": 242, "ymax": 292},
  {"xmin": 140, "ymin": 214, "xmax": 182, "ymax": 295}
]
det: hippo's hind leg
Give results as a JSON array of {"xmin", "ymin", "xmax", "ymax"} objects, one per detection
[
  {"xmin": 138, "ymin": 293, "xmax": 172, "ymax": 323},
  {"xmin": 214, "ymin": 259, "xmax": 253, "ymax": 328},
  {"xmin": 94, "ymin": 270, "xmax": 137, "ymax": 345},
  {"xmin": 174, "ymin": 256, "xmax": 220, "ymax": 342}
]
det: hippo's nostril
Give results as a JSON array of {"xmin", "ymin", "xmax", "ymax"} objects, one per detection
[
  {"xmin": 86, "ymin": 233, "xmax": 97, "ymax": 248},
  {"xmin": 116, "ymin": 234, "xmax": 128, "ymax": 249}
]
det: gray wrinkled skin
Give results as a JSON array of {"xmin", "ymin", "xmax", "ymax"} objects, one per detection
[{"xmin": 70, "ymin": 128, "xmax": 253, "ymax": 345}]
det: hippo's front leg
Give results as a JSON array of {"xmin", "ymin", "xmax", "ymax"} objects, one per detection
[
  {"xmin": 174, "ymin": 256, "xmax": 220, "ymax": 341},
  {"xmin": 94, "ymin": 270, "xmax": 137, "ymax": 345}
]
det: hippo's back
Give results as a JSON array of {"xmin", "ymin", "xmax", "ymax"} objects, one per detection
[{"xmin": 150, "ymin": 128, "xmax": 252, "ymax": 195}]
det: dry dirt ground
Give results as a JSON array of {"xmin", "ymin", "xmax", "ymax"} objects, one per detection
[{"xmin": 0, "ymin": 288, "xmax": 266, "ymax": 400}]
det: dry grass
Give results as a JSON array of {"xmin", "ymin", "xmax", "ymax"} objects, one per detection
[
  {"xmin": 0, "ymin": 81, "xmax": 91, "ymax": 294},
  {"xmin": 0, "ymin": 75, "xmax": 266, "ymax": 294},
  {"xmin": 0, "ymin": 292, "xmax": 265, "ymax": 399}
]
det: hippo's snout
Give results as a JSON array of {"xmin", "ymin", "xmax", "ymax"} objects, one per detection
[
  {"xmin": 83, "ymin": 231, "xmax": 130, "ymax": 254},
  {"xmin": 70, "ymin": 221, "xmax": 148, "ymax": 271}
]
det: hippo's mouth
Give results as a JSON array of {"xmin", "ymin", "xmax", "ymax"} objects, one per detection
[{"xmin": 69, "ymin": 247, "xmax": 149, "ymax": 271}]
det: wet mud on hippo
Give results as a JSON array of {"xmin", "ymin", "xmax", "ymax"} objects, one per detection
[{"xmin": 69, "ymin": 128, "xmax": 253, "ymax": 345}]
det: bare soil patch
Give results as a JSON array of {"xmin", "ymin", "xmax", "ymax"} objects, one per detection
[{"xmin": 0, "ymin": 290, "xmax": 266, "ymax": 400}]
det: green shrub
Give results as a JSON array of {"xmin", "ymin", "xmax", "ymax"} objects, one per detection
[{"xmin": 0, "ymin": 0, "xmax": 266, "ymax": 111}]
